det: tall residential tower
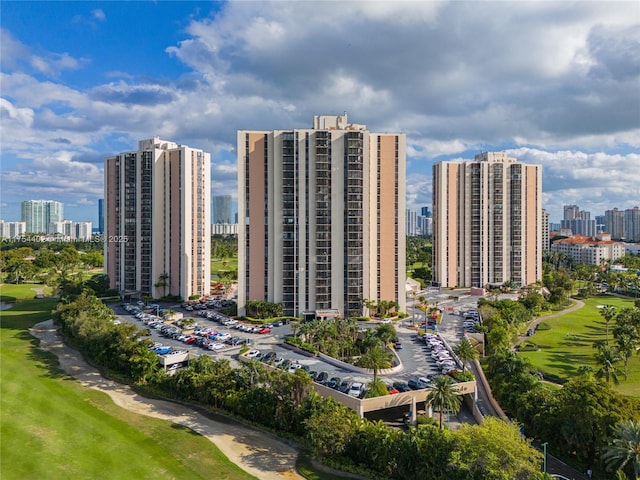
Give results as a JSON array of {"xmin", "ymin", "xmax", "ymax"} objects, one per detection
[
  {"xmin": 104, "ymin": 137, "xmax": 211, "ymax": 300},
  {"xmin": 21, "ymin": 200, "xmax": 63, "ymax": 233},
  {"xmin": 238, "ymin": 113, "xmax": 406, "ymax": 318},
  {"xmin": 433, "ymin": 152, "xmax": 542, "ymax": 288}
]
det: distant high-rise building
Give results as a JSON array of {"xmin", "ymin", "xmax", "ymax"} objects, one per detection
[
  {"xmin": 542, "ymin": 209, "xmax": 550, "ymax": 251},
  {"xmin": 433, "ymin": 152, "xmax": 542, "ymax": 288},
  {"xmin": 406, "ymin": 209, "xmax": 418, "ymax": 236},
  {"xmin": 212, "ymin": 195, "xmax": 233, "ymax": 224},
  {"xmin": 421, "ymin": 206, "xmax": 432, "ymax": 218},
  {"xmin": 0, "ymin": 221, "xmax": 26, "ymax": 238},
  {"xmin": 49, "ymin": 220, "xmax": 73, "ymax": 236},
  {"xmin": 21, "ymin": 200, "xmax": 63, "ymax": 233},
  {"xmin": 595, "ymin": 215, "xmax": 606, "ymax": 233},
  {"xmin": 605, "ymin": 208, "xmax": 625, "ymax": 240},
  {"xmin": 98, "ymin": 199, "xmax": 104, "ymax": 233},
  {"xmin": 417, "ymin": 214, "xmax": 432, "ymax": 236},
  {"xmin": 104, "ymin": 137, "xmax": 211, "ymax": 300},
  {"xmin": 48, "ymin": 220, "xmax": 93, "ymax": 240},
  {"xmin": 625, "ymin": 207, "xmax": 640, "ymax": 242},
  {"xmin": 238, "ymin": 113, "xmax": 406, "ymax": 318},
  {"xmin": 561, "ymin": 204, "xmax": 595, "ymax": 237}
]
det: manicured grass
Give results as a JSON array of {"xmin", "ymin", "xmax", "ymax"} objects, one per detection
[
  {"xmin": 211, "ymin": 257, "xmax": 238, "ymax": 270},
  {"xmin": 0, "ymin": 285, "xmax": 256, "ymax": 480},
  {"xmin": 0, "ymin": 282, "xmax": 53, "ymax": 303},
  {"xmin": 519, "ymin": 295, "xmax": 640, "ymax": 397}
]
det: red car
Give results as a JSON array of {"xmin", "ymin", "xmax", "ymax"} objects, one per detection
[
  {"xmin": 387, "ymin": 385, "xmax": 400, "ymax": 395},
  {"xmin": 257, "ymin": 327, "xmax": 271, "ymax": 334}
]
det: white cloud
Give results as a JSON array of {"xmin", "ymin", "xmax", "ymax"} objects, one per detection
[
  {"xmin": 1, "ymin": 2, "xmax": 638, "ymax": 222},
  {"xmin": 92, "ymin": 9, "xmax": 106, "ymax": 22}
]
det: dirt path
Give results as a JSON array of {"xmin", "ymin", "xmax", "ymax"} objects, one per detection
[{"xmin": 30, "ymin": 319, "xmax": 303, "ymax": 480}]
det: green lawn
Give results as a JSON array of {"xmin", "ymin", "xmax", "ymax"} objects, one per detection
[
  {"xmin": 519, "ymin": 295, "xmax": 640, "ymax": 397},
  {"xmin": 0, "ymin": 284, "xmax": 256, "ymax": 480}
]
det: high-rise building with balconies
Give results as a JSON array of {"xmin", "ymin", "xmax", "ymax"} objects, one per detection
[
  {"xmin": 433, "ymin": 152, "xmax": 542, "ymax": 288},
  {"xmin": 104, "ymin": 137, "xmax": 210, "ymax": 300},
  {"xmin": 237, "ymin": 113, "xmax": 406, "ymax": 318}
]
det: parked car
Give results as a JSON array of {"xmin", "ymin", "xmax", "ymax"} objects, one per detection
[
  {"xmin": 327, "ymin": 377, "xmax": 341, "ymax": 389},
  {"xmin": 393, "ymin": 381, "xmax": 411, "ymax": 392},
  {"xmin": 246, "ymin": 349, "xmax": 261, "ymax": 358},
  {"xmin": 337, "ymin": 380, "xmax": 351, "ymax": 393},
  {"xmin": 315, "ymin": 371, "xmax": 329, "ymax": 384},
  {"xmin": 288, "ymin": 363, "xmax": 302, "ymax": 374},
  {"xmin": 348, "ymin": 382, "xmax": 364, "ymax": 397},
  {"xmin": 387, "ymin": 384, "xmax": 400, "ymax": 394},
  {"xmin": 408, "ymin": 378, "xmax": 429, "ymax": 390},
  {"xmin": 257, "ymin": 327, "xmax": 271, "ymax": 334},
  {"xmin": 262, "ymin": 351, "xmax": 276, "ymax": 363}
]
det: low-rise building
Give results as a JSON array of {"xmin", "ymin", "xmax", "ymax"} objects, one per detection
[{"xmin": 550, "ymin": 232, "xmax": 625, "ymax": 265}]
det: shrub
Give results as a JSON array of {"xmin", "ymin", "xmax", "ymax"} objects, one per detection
[
  {"xmin": 449, "ymin": 370, "xmax": 475, "ymax": 382},
  {"xmin": 536, "ymin": 321, "xmax": 551, "ymax": 330},
  {"xmin": 517, "ymin": 342, "xmax": 539, "ymax": 352}
]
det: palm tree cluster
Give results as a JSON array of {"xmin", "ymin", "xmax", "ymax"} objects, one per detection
[{"xmin": 244, "ymin": 299, "xmax": 283, "ymax": 319}]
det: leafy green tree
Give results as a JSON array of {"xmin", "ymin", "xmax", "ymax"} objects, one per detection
[
  {"xmin": 602, "ymin": 420, "xmax": 640, "ymax": 480},
  {"xmin": 449, "ymin": 417, "xmax": 543, "ymax": 480},
  {"xmin": 452, "ymin": 337, "xmax": 479, "ymax": 372},
  {"xmin": 426, "ymin": 375, "xmax": 462, "ymax": 429},
  {"xmin": 304, "ymin": 399, "xmax": 361, "ymax": 459}
]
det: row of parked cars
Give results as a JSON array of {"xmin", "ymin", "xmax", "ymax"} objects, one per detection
[
  {"xmin": 462, "ymin": 309, "xmax": 482, "ymax": 333},
  {"xmin": 196, "ymin": 310, "xmax": 285, "ymax": 334},
  {"xmin": 245, "ymin": 351, "xmax": 368, "ymax": 398},
  {"xmin": 182, "ymin": 298, "xmax": 236, "ymax": 311},
  {"xmin": 422, "ymin": 333, "xmax": 459, "ymax": 374},
  {"xmin": 391, "ymin": 374, "xmax": 436, "ymax": 393}
]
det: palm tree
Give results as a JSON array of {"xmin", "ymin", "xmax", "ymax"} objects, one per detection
[
  {"xmin": 452, "ymin": 337, "xmax": 479, "ymax": 372},
  {"xmin": 593, "ymin": 342, "xmax": 622, "ymax": 384},
  {"xmin": 358, "ymin": 344, "xmax": 392, "ymax": 384},
  {"xmin": 600, "ymin": 305, "xmax": 617, "ymax": 344},
  {"xmin": 602, "ymin": 420, "xmax": 640, "ymax": 480},
  {"xmin": 425, "ymin": 375, "xmax": 462, "ymax": 429},
  {"xmin": 154, "ymin": 272, "xmax": 169, "ymax": 297}
]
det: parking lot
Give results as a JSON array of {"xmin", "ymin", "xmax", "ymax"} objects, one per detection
[{"xmin": 113, "ymin": 294, "xmax": 483, "ymax": 399}]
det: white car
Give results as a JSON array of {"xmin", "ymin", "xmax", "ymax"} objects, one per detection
[
  {"xmin": 208, "ymin": 343, "xmax": 225, "ymax": 350},
  {"xmin": 246, "ymin": 349, "xmax": 261, "ymax": 358},
  {"xmin": 287, "ymin": 363, "xmax": 302, "ymax": 373},
  {"xmin": 348, "ymin": 382, "xmax": 364, "ymax": 397},
  {"xmin": 216, "ymin": 333, "xmax": 231, "ymax": 341}
]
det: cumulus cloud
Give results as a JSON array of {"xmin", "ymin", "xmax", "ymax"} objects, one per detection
[{"xmin": 1, "ymin": 2, "xmax": 638, "ymax": 222}]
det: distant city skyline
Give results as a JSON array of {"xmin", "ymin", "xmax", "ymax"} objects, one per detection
[{"xmin": 1, "ymin": 2, "xmax": 638, "ymax": 224}]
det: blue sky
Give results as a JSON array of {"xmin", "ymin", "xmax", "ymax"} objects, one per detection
[{"xmin": 1, "ymin": 1, "xmax": 639, "ymax": 226}]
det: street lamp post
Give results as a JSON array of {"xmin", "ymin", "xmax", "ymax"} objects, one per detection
[{"xmin": 541, "ymin": 442, "xmax": 548, "ymax": 473}]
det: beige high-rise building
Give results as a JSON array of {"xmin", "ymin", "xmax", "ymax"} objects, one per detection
[
  {"xmin": 104, "ymin": 137, "xmax": 211, "ymax": 300},
  {"xmin": 237, "ymin": 113, "xmax": 406, "ymax": 318},
  {"xmin": 433, "ymin": 152, "xmax": 542, "ymax": 288}
]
